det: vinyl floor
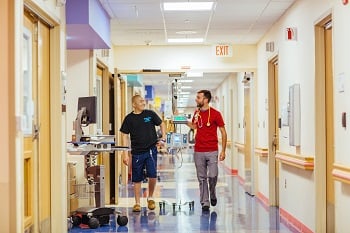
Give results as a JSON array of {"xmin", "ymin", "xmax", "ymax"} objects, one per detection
[{"xmin": 69, "ymin": 152, "xmax": 294, "ymax": 233}]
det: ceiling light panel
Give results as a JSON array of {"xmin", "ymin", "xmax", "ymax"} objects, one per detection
[
  {"xmin": 163, "ymin": 2, "xmax": 214, "ymax": 11},
  {"xmin": 178, "ymin": 79, "xmax": 194, "ymax": 83},
  {"xmin": 168, "ymin": 38, "xmax": 204, "ymax": 43}
]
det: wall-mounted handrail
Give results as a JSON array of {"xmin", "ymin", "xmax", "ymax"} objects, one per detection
[
  {"xmin": 332, "ymin": 163, "xmax": 350, "ymax": 184},
  {"xmin": 234, "ymin": 142, "xmax": 245, "ymax": 153},
  {"xmin": 255, "ymin": 147, "xmax": 268, "ymax": 157},
  {"xmin": 275, "ymin": 150, "xmax": 314, "ymax": 170}
]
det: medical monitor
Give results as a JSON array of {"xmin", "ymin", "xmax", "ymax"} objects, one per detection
[
  {"xmin": 77, "ymin": 96, "xmax": 97, "ymax": 125},
  {"xmin": 73, "ymin": 96, "xmax": 97, "ymax": 142}
]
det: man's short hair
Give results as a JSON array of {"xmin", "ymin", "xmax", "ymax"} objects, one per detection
[
  {"xmin": 132, "ymin": 94, "xmax": 142, "ymax": 104},
  {"xmin": 197, "ymin": 90, "xmax": 212, "ymax": 103}
]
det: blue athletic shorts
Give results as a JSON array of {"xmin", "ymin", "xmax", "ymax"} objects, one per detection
[{"xmin": 131, "ymin": 146, "xmax": 158, "ymax": 182}]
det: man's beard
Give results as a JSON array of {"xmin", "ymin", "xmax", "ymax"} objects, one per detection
[{"xmin": 196, "ymin": 102, "xmax": 203, "ymax": 108}]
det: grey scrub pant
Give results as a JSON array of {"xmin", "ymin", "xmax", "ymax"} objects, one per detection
[{"xmin": 194, "ymin": 151, "xmax": 218, "ymax": 207}]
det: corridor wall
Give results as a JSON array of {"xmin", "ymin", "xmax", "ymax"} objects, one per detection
[{"xmin": 256, "ymin": 0, "xmax": 350, "ymax": 232}]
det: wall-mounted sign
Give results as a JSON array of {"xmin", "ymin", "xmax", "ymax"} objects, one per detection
[{"xmin": 213, "ymin": 44, "xmax": 232, "ymax": 57}]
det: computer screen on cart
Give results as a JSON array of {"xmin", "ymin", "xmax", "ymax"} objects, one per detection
[{"xmin": 77, "ymin": 96, "xmax": 97, "ymax": 125}]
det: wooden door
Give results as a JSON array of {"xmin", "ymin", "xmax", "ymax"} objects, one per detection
[
  {"xmin": 244, "ymin": 79, "xmax": 252, "ymax": 194},
  {"xmin": 268, "ymin": 56, "xmax": 279, "ymax": 206},
  {"xmin": 23, "ymin": 10, "xmax": 51, "ymax": 232},
  {"xmin": 314, "ymin": 15, "xmax": 333, "ymax": 232}
]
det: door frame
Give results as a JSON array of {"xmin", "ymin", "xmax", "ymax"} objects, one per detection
[
  {"xmin": 96, "ymin": 59, "xmax": 112, "ymax": 204},
  {"xmin": 268, "ymin": 55, "xmax": 279, "ymax": 206},
  {"xmin": 314, "ymin": 13, "xmax": 333, "ymax": 233},
  {"xmin": 11, "ymin": 2, "xmax": 64, "ymax": 232},
  {"xmin": 114, "ymin": 69, "xmax": 127, "ymax": 203}
]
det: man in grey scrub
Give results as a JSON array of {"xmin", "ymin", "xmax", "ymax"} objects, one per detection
[{"xmin": 187, "ymin": 90, "xmax": 227, "ymax": 211}]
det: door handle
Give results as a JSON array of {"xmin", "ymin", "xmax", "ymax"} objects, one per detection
[{"xmin": 33, "ymin": 124, "xmax": 40, "ymax": 141}]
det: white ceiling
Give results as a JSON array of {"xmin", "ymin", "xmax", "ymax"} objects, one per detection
[{"xmin": 100, "ymin": 0, "xmax": 296, "ymax": 108}]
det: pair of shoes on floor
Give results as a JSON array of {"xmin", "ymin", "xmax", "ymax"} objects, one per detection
[
  {"xmin": 133, "ymin": 199, "xmax": 156, "ymax": 212},
  {"xmin": 211, "ymin": 198, "xmax": 217, "ymax": 206},
  {"xmin": 133, "ymin": 203, "xmax": 141, "ymax": 212}
]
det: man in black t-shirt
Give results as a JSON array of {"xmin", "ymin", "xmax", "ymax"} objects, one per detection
[{"xmin": 120, "ymin": 95, "xmax": 166, "ymax": 212}]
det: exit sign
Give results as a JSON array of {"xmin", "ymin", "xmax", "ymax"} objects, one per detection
[{"xmin": 213, "ymin": 44, "xmax": 232, "ymax": 57}]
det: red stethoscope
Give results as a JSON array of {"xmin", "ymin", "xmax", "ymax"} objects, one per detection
[{"xmin": 194, "ymin": 107, "xmax": 211, "ymax": 128}]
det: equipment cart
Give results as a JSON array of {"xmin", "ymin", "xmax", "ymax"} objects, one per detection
[{"xmin": 67, "ymin": 136, "xmax": 130, "ymax": 229}]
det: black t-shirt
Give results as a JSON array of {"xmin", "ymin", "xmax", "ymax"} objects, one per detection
[{"xmin": 120, "ymin": 109, "xmax": 162, "ymax": 154}]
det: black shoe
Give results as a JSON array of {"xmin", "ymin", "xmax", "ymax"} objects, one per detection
[
  {"xmin": 202, "ymin": 205, "xmax": 210, "ymax": 211},
  {"xmin": 211, "ymin": 198, "xmax": 217, "ymax": 206}
]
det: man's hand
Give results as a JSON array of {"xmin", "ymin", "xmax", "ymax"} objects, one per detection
[
  {"xmin": 157, "ymin": 138, "xmax": 166, "ymax": 147},
  {"xmin": 219, "ymin": 151, "xmax": 226, "ymax": 161},
  {"xmin": 122, "ymin": 154, "xmax": 129, "ymax": 166}
]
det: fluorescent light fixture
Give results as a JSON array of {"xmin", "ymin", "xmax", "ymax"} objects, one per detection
[
  {"xmin": 187, "ymin": 71, "xmax": 203, "ymax": 77},
  {"xmin": 179, "ymin": 94, "xmax": 189, "ymax": 97},
  {"xmin": 178, "ymin": 79, "xmax": 194, "ymax": 83},
  {"xmin": 178, "ymin": 91, "xmax": 191, "ymax": 94},
  {"xmin": 176, "ymin": 31, "xmax": 197, "ymax": 35},
  {"xmin": 163, "ymin": 2, "xmax": 214, "ymax": 11},
  {"xmin": 168, "ymin": 38, "xmax": 204, "ymax": 43},
  {"xmin": 181, "ymin": 86, "xmax": 192, "ymax": 89},
  {"xmin": 178, "ymin": 100, "xmax": 188, "ymax": 103}
]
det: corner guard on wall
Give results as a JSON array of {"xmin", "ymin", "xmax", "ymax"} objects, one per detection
[
  {"xmin": 255, "ymin": 147, "xmax": 268, "ymax": 157},
  {"xmin": 332, "ymin": 163, "xmax": 350, "ymax": 184},
  {"xmin": 275, "ymin": 150, "xmax": 314, "ymax": 170}
]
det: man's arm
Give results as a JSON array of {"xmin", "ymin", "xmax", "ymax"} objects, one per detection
[
  {"xmin": 159, "ymin": 121, "xmax": 166, "ymax": 141},
  {"xmin": 219, "ymin": 126, "xmax": 227, "ymax": 161},
  {"xmin": 121, "ymin": 132, "xmax": 130, "ymax": 165}
]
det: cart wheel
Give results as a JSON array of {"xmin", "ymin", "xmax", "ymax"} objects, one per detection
[
  {"xmin": 88, "ymin": 217, "xmax": 99, "ymax": 229},
  {"xmin": 117, "ymin": 215, "xmax": 128, "ymax": 226},
  {"xmin": 71, "ymin": 215, "xmax": 82, "ymax": 226}
]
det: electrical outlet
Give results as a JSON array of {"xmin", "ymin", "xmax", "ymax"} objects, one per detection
[{"xmin": 284, "ymin": 179, "xmax": 287, "ymax": 189}]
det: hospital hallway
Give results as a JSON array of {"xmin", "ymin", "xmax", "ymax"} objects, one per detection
[{"xmin": 69, "ymin": 151, "xmax": 293, "ymax": 233}]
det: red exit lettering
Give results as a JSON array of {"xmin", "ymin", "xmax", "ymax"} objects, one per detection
[{"xmin": 215, "ymin": 45, "xmax": 229, "ymax": 56}]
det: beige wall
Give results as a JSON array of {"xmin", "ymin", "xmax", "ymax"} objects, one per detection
[
  {"xmin": 332, "ymin": 2, "xmax": 350, "ymax": 232},
  {"xmin": 66, "ymin": 50, "xmax": 92, "ymax": 142},
  {"xmin": 216, "ymin": 73, "xmax": 238, "ymax": 170},
  {"xmin": 256, "ymin": 0, "xmax": 350, "ymax": 231},
  {"xmin": 66, "ymin": 50, "xmax": 94, "ymax": 190},
  {"xmin": 114, "ymin": 44, "xmax": 257, "ymax": 72}
]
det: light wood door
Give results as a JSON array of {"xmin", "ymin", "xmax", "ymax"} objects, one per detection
[
  {"xmin": 324, "ymin": 21, "xmax": 334, "ymax": 233},
  {"xmin": 315, "ymin": 15, "xmax": 333, "ymax": 232},
  {"xmin": 244, "ymin": 80, "xmax": 252, "ymax": 194},
  {"xmin": 23, "ymin": 10, "xmax": 51, "ymax": 232},
  {"xmin": 268, "ymin": 56, "xmax": 279, "ymax": 206},
  {"xmin": 273, "ymin": 61, "xmax": 279, "ymax": 206}
]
